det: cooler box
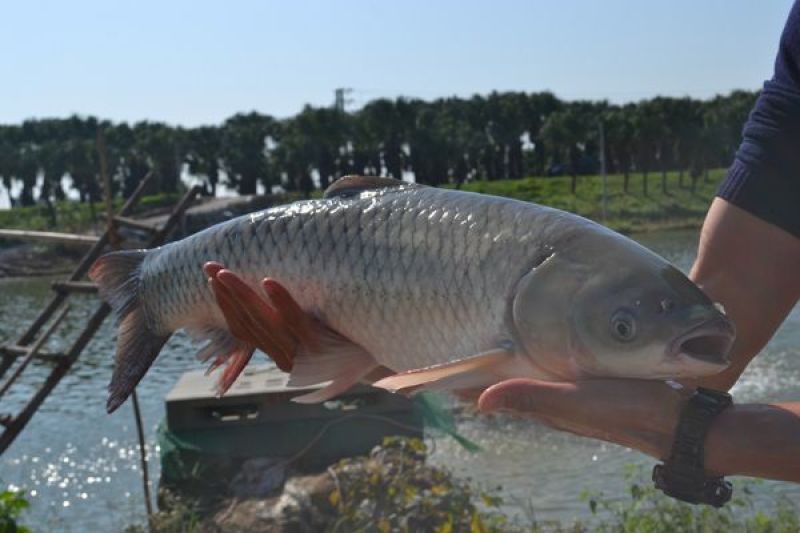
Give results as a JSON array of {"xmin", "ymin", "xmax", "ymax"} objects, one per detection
[{"xmin": 158, "ymin": 364, "xmax": 423, "ymax": 496}]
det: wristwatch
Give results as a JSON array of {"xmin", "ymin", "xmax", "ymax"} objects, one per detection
[{"xmin": 652, "ymin": 387, "xmax": 734, "ymax": 507}]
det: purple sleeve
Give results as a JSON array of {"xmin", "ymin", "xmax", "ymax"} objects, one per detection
[{"xmin": 717, "ymin": 1, "xmax": 800, "ymax": 237}]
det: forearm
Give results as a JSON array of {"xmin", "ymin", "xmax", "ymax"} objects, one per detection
[
  {"xmin": 704, "ymin": 402, "xmax": 800, "ymax": 481},
  {"xmin": 689, "ymin": 198, "xmax": 800, "ymax": 390}
]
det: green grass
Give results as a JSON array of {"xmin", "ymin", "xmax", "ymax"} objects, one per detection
[
  {"xmin": 0, "ymin": 192, "xmax": 181, "ymax": 235},
  {"xmin": 454, "ymin": 168, "xmax": 725, "ymax": 234},
  {"xmin": 0, "ymin": 170, "xmax": 724, "ymax": 237}
]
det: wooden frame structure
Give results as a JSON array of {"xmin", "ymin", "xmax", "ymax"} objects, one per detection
[{"xmin": 0, "ymin": 173, "xmax": 202, "ymax": 454}]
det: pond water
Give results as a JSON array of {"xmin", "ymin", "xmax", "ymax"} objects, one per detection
[{"xmin": 0, "ymin": 230, "xmax": 798, "ymax": 530}]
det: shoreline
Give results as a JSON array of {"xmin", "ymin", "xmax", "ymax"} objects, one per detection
[
  {"xmin": 0, "ymin": 243, "xmax": 82, "ymax": 279},
  {"xmin": 0, "ymin": 170, "xmax": 719, "ymax": 278}
]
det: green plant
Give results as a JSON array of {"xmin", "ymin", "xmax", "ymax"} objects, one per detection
[
  {"xmin": 0, "ymin": 490, "xmax": 30, "ymax": 533},
  {"xmin": 122, "ymin": 490, "xmax": 202, "ymax": 533},
  {"xmin": 325, "ymin": 436, "xmax": 512, "ymax": 532},
  {"xmin": 580, "ymin": 465, "xmax": 799, "ymax": 533}
]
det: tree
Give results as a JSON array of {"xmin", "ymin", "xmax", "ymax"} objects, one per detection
[
  {"xmin": 604, "ymin": 105, "xmax": 636, "ymax": 192},
  {"xmin": 185, "ymin": 126, "xmax": 222, "ymax": 196},
  {"xmin": 220, "ymin": 112, "xmax": 276, "ymax": 195},
  {"xmin": 541, "ymin": 103, "xmax": 599, "ymax": 194},
  {"xmin": 0, "ymin": 89, "xmax": 760, "ymax": 207}
]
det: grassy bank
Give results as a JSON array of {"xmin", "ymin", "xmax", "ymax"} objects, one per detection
[
  {"xmin": 0, "ymin": 193, "xmax": 181, "ymax": 235},
  {"xmin": 455, "ymin": 168, "xmax": 725, "ymax": 234},
  {"xmin": 0, "ymin": 169, "xmax": 725, "ymax": 237}
]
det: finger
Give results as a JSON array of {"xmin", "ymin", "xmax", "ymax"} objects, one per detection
[
  {"xmin": 203, "ymin": 261, "xmax": 225, "ymax": 279},
  {"xmin": 208, "ymin": 276, "xmax": 251, "ymax": 340},
  {"xmin": 204, "ymin": 352, "xmax": 228, "ymax": 376},
  {"xmin": 214, "ymin": 271, "xmax": 287, "ymax": 339},
  {"xmin": 478, "ymin": 378, "xmax": 575, "ymax": 414},
  {"xmin": 262, "ymin": 278, "xmax": 320, "ymax": 351},
  {"xmin": 217, "ymin": 346, "xmax": 256, "ymax": 396},
  {"xmin": 479, "ymin": 378, "xmax": 687, "ymax": 458},
  {"xmin": 210, "ymin": 271, "xmax": 295, "ymax": 371},
  {"xmin": 478, "ymin": 378, "xmax": 631, "ymax": 448}
]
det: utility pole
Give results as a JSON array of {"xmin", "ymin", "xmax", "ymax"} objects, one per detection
[{"xmin": 334, "ymin": 87, "xmax": 353, "ymax": 112}]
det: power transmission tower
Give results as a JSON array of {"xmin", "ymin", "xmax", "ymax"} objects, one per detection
[{"xmin": 334, "ymin": 88, "xmax": 353, "ymax": 112}]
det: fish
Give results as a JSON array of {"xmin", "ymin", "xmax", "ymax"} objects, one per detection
[{"xmin": 90, "ymin": 176, "xmax": 736, "ymax": 413}]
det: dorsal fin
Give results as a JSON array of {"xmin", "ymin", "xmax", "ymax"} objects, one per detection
[{"xmin": 323, "ymin": 175, "xmax": 417, "ymax": 199}]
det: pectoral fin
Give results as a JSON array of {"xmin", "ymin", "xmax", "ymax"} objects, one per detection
[
  {"xmin": 372, "ymin": 349, "xmax": 515, "ymax": 395},
  {"xmin": 288, "ymin": 324, "xmax": 381, "ymax": 403}
]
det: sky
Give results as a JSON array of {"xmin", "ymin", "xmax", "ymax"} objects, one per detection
[{"xmin": 0, "ymin": 0, "xmax": 794, "ymax": 127}]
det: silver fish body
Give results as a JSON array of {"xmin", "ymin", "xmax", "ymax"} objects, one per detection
[
  {"xmin": 92, "ymin": 181, "xmax": 735, "ymax": 412},
  {"xmin": 146, "ymin": 185, "xmax": 565, "ymax": 371}
]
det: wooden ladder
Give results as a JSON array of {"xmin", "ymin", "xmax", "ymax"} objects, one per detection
[{"xmin": 0, "ymin": 174, "xmax": 202, "ymax": 454}]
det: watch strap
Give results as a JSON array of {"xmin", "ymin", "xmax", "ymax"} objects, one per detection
[{"xmin": 652, "ymin": 387, "xmax": 733, "ymax": 507}]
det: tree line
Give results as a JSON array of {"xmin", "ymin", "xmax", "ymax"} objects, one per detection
[{"xmin": 0, "ymin": 90, "xmax": 756, "ymax": 209}]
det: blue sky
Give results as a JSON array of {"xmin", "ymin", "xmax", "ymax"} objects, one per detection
[{"xmin": 0, "ymin": 0, "xmax": 793, "ymax": 127}]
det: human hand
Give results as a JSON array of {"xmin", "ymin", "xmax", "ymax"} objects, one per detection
[
  {"xmin": 202, "ymin": 262, "xmax": 320, "ymax": 372},
  {"xmin": 478, "ymin": 378, "xmax": 692, "ymax": 460}
]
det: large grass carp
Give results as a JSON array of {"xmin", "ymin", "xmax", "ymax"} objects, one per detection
[{"xmin": 91, "ymin": 176, "xmax": 735, "ymax": 413}]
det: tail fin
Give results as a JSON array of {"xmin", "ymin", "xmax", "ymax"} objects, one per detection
[{"xmin": 90, "ymin": 250, "xmax": 170, "ymax": 413}]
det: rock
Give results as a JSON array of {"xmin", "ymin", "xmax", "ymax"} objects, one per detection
[
  {"xmin": 229, "ymin": 457, "xmax": 288, "ymax": 498},
  {"xmin": 212, "ymin": 473, "xmax": 336, "ymax": 532}
]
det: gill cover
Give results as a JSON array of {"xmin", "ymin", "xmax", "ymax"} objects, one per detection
[{"xmin": 511, "ymin": 252, "xmax": 589, "ymax": 380}]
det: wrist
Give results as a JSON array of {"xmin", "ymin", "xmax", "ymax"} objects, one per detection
[
  {"xmin": 646, "ymin": 383, "xmax": 692, "ymax": 461},
  {"xmin": 653, "ymin": 387, "xmax": 734, "ymax": 506},
  {"xmin": 702, "ymin": 406, "xmax": 737, "ymax": 477}
]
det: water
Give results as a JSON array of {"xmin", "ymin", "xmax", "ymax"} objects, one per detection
[{"xmin": 0, "ymin": 230, "xmax": 798, "ymax": 529}]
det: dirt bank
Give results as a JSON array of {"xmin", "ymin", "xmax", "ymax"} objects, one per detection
[{"xmin": 0, "ymin": 243, "xmax": 85, "ymax": 278}]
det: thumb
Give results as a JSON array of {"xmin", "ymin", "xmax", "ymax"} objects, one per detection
[{"xmin": 478, "ymin": 378, "xmax": 575, "ymax": 414}]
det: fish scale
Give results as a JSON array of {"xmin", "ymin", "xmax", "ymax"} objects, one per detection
[{"xmin": 146, "ymin": 186, "xmax": 542, "ymax": 371}]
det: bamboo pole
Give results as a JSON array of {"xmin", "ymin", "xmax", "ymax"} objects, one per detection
[
  {"xmin": 0, "ymin": 229, "xmax": 99, "ymax": 246},
  {"xmin": 12, "ymin": 172, "xmax": 153, "ymax": 349},
  {"xmin": 131, "ymin": 390, "xmax": 154, "ymax": 519},
  {"xmin": 0, "ymin": 306, "xmax": 70, "ymax": 399},
  {"xmin": 0, "ymin": 345, "xmax": 63, "ymax": 362},
  {"xmin": 0, "ymin": 301, "xmax": 112, "ymax": 454},
  {"xmin": 96, "ymin": 142, "xmax": 154, "ymax": 523},
  {"xmin": 0, "ymin": 182, "xmax": 200, "ymax": 455},
  {"xmin": 51, "ymin": 281, "xmax": 98, "ymax": 294}
]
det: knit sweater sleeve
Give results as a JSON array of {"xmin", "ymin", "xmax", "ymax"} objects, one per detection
[{"xmin": 717, "ymin": 1, "xmax": 800, "ymax": 237}]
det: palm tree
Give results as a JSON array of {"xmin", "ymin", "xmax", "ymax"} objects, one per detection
[
  {"xmin": 220, "ymin": 112, "xmax": 277, "ymax": 195},
  {"xmin": 541, "ymin": 104, "xmax": 597, "ymax": 194},
  {"xmin": 132, "ymin": 121, "xmax": 182, "ymax": 194},
  {"xmin": 603, "ymin": 105, "xmax": 636, "ymax": 192},
  {"xmin": 0, "ymin": 128, "xmax": 20, "ymax": 207},
  {"xmin": 38, "ymin": 142, "xmax": 67, "ymax": 225},
  {"xmin": 185, "ymin": 126, "xmax": 222, "ymax": 196}
]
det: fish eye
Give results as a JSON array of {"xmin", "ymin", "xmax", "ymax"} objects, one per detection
[{"xmin": 610, "ymin": 310, "xmax": 637, "ymax": 342}]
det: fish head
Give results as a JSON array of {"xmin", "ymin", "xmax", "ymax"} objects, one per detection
[
  {"xmin": 568, "ymin": 262, "xmax": 735, "ymax": 379},
  {"xmin": 512, "ymin": 231, "xmax": 735, "ymax": 380}
]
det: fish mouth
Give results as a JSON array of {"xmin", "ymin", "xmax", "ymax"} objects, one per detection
[{"xmin": 670, "ymin": 317, "xmax": 735, "ymax": 367}]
